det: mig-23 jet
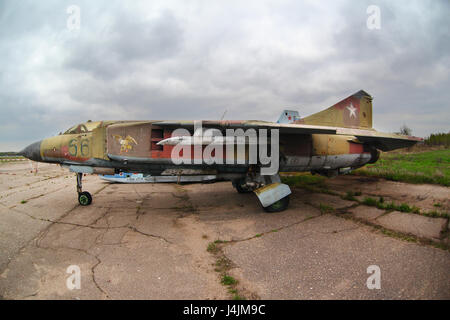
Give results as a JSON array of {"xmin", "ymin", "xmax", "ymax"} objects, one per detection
[{"xmin": 19, "ymin": 90, "xmax": 421, "ymax": 212}]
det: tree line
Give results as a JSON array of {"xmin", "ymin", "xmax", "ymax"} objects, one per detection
[{"xmin": 424, "ymin": 132, "xmax": 450, "ymax": 147}]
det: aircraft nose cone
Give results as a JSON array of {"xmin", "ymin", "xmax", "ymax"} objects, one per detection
[{"xmin": 19, "ymin": 140, "xmax": 42, "ymax": 162}]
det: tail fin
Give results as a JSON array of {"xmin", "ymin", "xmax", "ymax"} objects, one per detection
[{"xmin": 299, "ymin": 90, "xmax": 373, "ymax": 129}]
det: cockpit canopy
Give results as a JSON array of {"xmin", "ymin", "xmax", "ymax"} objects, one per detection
[{"xmin": 63, "ymin": 121, "xmax": 102, "ymax": 135}]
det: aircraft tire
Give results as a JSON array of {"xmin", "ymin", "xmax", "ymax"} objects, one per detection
[
  {"xmin": 263, "ymin": 195, "xmax": 290, "ymax": 213},
  {"xmin": 78, "ymin": 191, "xmax": 92, "ymax": 206}
]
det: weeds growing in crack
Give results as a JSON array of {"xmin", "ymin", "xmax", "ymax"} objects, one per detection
[
  {"xmin": 221, "ymin": 274, "xmax": 237, "ymax": 286},
  {"xmin": 361, "ymin": 197, "xmax": 448, "ymax": 218},
  {"xmin": 128, "ymin": 226, "xmax": 172, "ymax": 244},
  {"xmin": 342, "ymin": 191, "xmax": 357, "ymax": 201},
  {"xmin": 283, "ymin": 172, "xmax": 448, "ymax": 219},
  {"xmin": 207, "ymin": 242, "xmax": 218, "ymax": 253},
  {"xmin": 337, "ymin": 212, "xmax": 450, "ymax": 251},
  {"xmin": 135, "ymin": 205, "xmax": 142, "ymax": 220},
  {"xmin": 319, "ymin": 204, "xmax": 334, "ymax": 214},
  {"xmin": 206, "ymin": 240, "xmax": 255, "ymax": 300}
]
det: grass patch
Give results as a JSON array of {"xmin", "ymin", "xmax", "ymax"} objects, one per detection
[
  {"xmin": 319, "ymin": 203, "xmax": 334, "ymax": 214},
  {"xmin": 280, "ymin": 173, "xmax": 338, "ymax": 195},
  {"xmin": 280, "ymin": 173, "xmax": 326, "ymax": 187},
  {"xmin": 363, "ymin": 196, "xmax": 418, "ymax": 212},
  {"xmin": 361, "ymin": 197, "xmax": 448, "ymax": 218},
  {"xmin": 206, "ymin": 240, "xmax": 252, "ymax": 299},
  {"xmin": 381, "ymin": 229, "xmax": 417, "ymax": 243},
  {"xmin": 362, "ymin": 197, "xmax": 377, "ymax": 206},
  {"xmin": 215, "ymin": 257, "xmax": 231, "ymax": 269},
  {"xmin": 207, "ymin": 242, "xmax": 218, "ymax": 253},
  {"xmin": 422, "ymin": 211, "xmax": 449, "ymax": 219},
  {"xmin": 0, "ymin": 156, "xmax": 25, "ymax": 163},
  {"xmin": 342, "ymin": 191, "xmax": 357, "ymax": 201},
  {"xmin": 20, "ymin": 200, "xmax": 27, "ymax": 204},
  {"xmin": 221, "ymin": 275, "xmax": 237, "ymax": 286},
  {"xmin": 352, "ymin": 149, "xmax": 450, "ymax": 186}
]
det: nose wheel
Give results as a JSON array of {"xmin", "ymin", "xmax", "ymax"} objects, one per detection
[
  {"xmin": 78, "ymin": 191, "xmax": 92, "ymax": 206},
  {"xmin": 76, "ymin": 173, "xmax": 92, "ymax": 206}
]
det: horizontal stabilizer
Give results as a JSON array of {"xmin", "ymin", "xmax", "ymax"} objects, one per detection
[{"xmin": 354, "ymin": 135, "xmax": 422, "ymax": 151}]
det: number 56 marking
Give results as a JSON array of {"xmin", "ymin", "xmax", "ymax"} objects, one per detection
[{"xmin": 68, "ymin": 139, "xmax": 90, "ymax": 157}]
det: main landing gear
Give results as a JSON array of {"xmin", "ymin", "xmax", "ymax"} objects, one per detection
[
  {"xmin": 76, "ymin": 172, "xmax": 92, "ymax": 206},
  {"xmin": 233, "ymin": 173, "xmax": 291, "ymax": 212},
  {"xmin": 263, "ymin": 196, "xmax": 290, "ymax": 213}
]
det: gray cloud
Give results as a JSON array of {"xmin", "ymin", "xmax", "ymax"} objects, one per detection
[
  {"xmin": 0, "ymin": 0, "xmax": 449, "ymax": 151},
  {"xmin": 65, "ymin": 9, "xmax": 183, "ymax": 79}
]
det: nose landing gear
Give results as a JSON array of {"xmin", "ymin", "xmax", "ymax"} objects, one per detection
[{"xmin": 76, "ymin": 172, "xmax": 92, "ymax": 206}]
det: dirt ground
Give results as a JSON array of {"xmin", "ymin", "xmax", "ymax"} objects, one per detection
[{"xmin": 0, "ymin": 161, "xmax": 449, "ymax": 299}]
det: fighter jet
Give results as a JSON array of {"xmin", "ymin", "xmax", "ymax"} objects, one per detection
[{"xmin": 19, "ymin": 90, "xmax": 421, "ymax": 212}]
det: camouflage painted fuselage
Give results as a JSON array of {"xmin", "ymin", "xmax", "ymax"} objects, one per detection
[
  {"xmin": 34, "ymin": 122, "xmax": 372, "ymax": 174},
  {"xmin": 20, "ymin": 90, "xmax": 419, "ymax": 177}
]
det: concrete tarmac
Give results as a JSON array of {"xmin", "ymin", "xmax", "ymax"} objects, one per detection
[{"xmin": 0, "ymin": 162, "xmax": 448, "ymax": 299}]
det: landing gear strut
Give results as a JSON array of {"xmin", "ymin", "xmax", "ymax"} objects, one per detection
[
  {"xmin": 233, "ymin": 173, "xmax": 292, "ymax": 212},
  {"xmin": 232, "ymin": 178, "xmax": 253, "ymax": 193},
  {"xmin": 76, "ymin": 172, "xmax": 92, "ymax": 206}
]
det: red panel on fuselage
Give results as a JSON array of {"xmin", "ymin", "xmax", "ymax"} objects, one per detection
[{"xmin": 349, "ymin": 142, "xmax": 364, "ymax": 154}]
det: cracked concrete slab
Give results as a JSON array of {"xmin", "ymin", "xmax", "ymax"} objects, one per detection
[
  {"xmin": 182, "ymin": 184, "xmax": 323, "ymax": 242},
  {"xmin": 92, "ymin": 228, "xmax": 224, "ymax": 300},
  {"xmin": 376, "ymin": 211, "xmax": 448, "ymax": 240},
  {"xmin": 0, "ymin": 206, "xmax": 49, "ymax": 270},
  {"xmin": 0, "ymin": 162, "xmax": 449, "ymax": 300},
  {"xmin": 347, "ymin": 205, "xmax": 386, "ymax": 221},
  {"xmin": 0, "ymin": 245, "xmax": 103, "ymax": 299},
  {"xmin": 223, "ymin": 215, "xmax": 450, "ymax": 299},
  {"xmin": 292, "ymin": 191, "xmax": 355, "ymax": 209},
  {"xmin": 326, "ymin": 175, "xmax": 450, "ymax": 213}
]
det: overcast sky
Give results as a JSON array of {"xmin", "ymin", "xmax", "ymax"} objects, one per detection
[{"xmin": 1, "ymin": 0, "xmax": 449, "ymax": 151}]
